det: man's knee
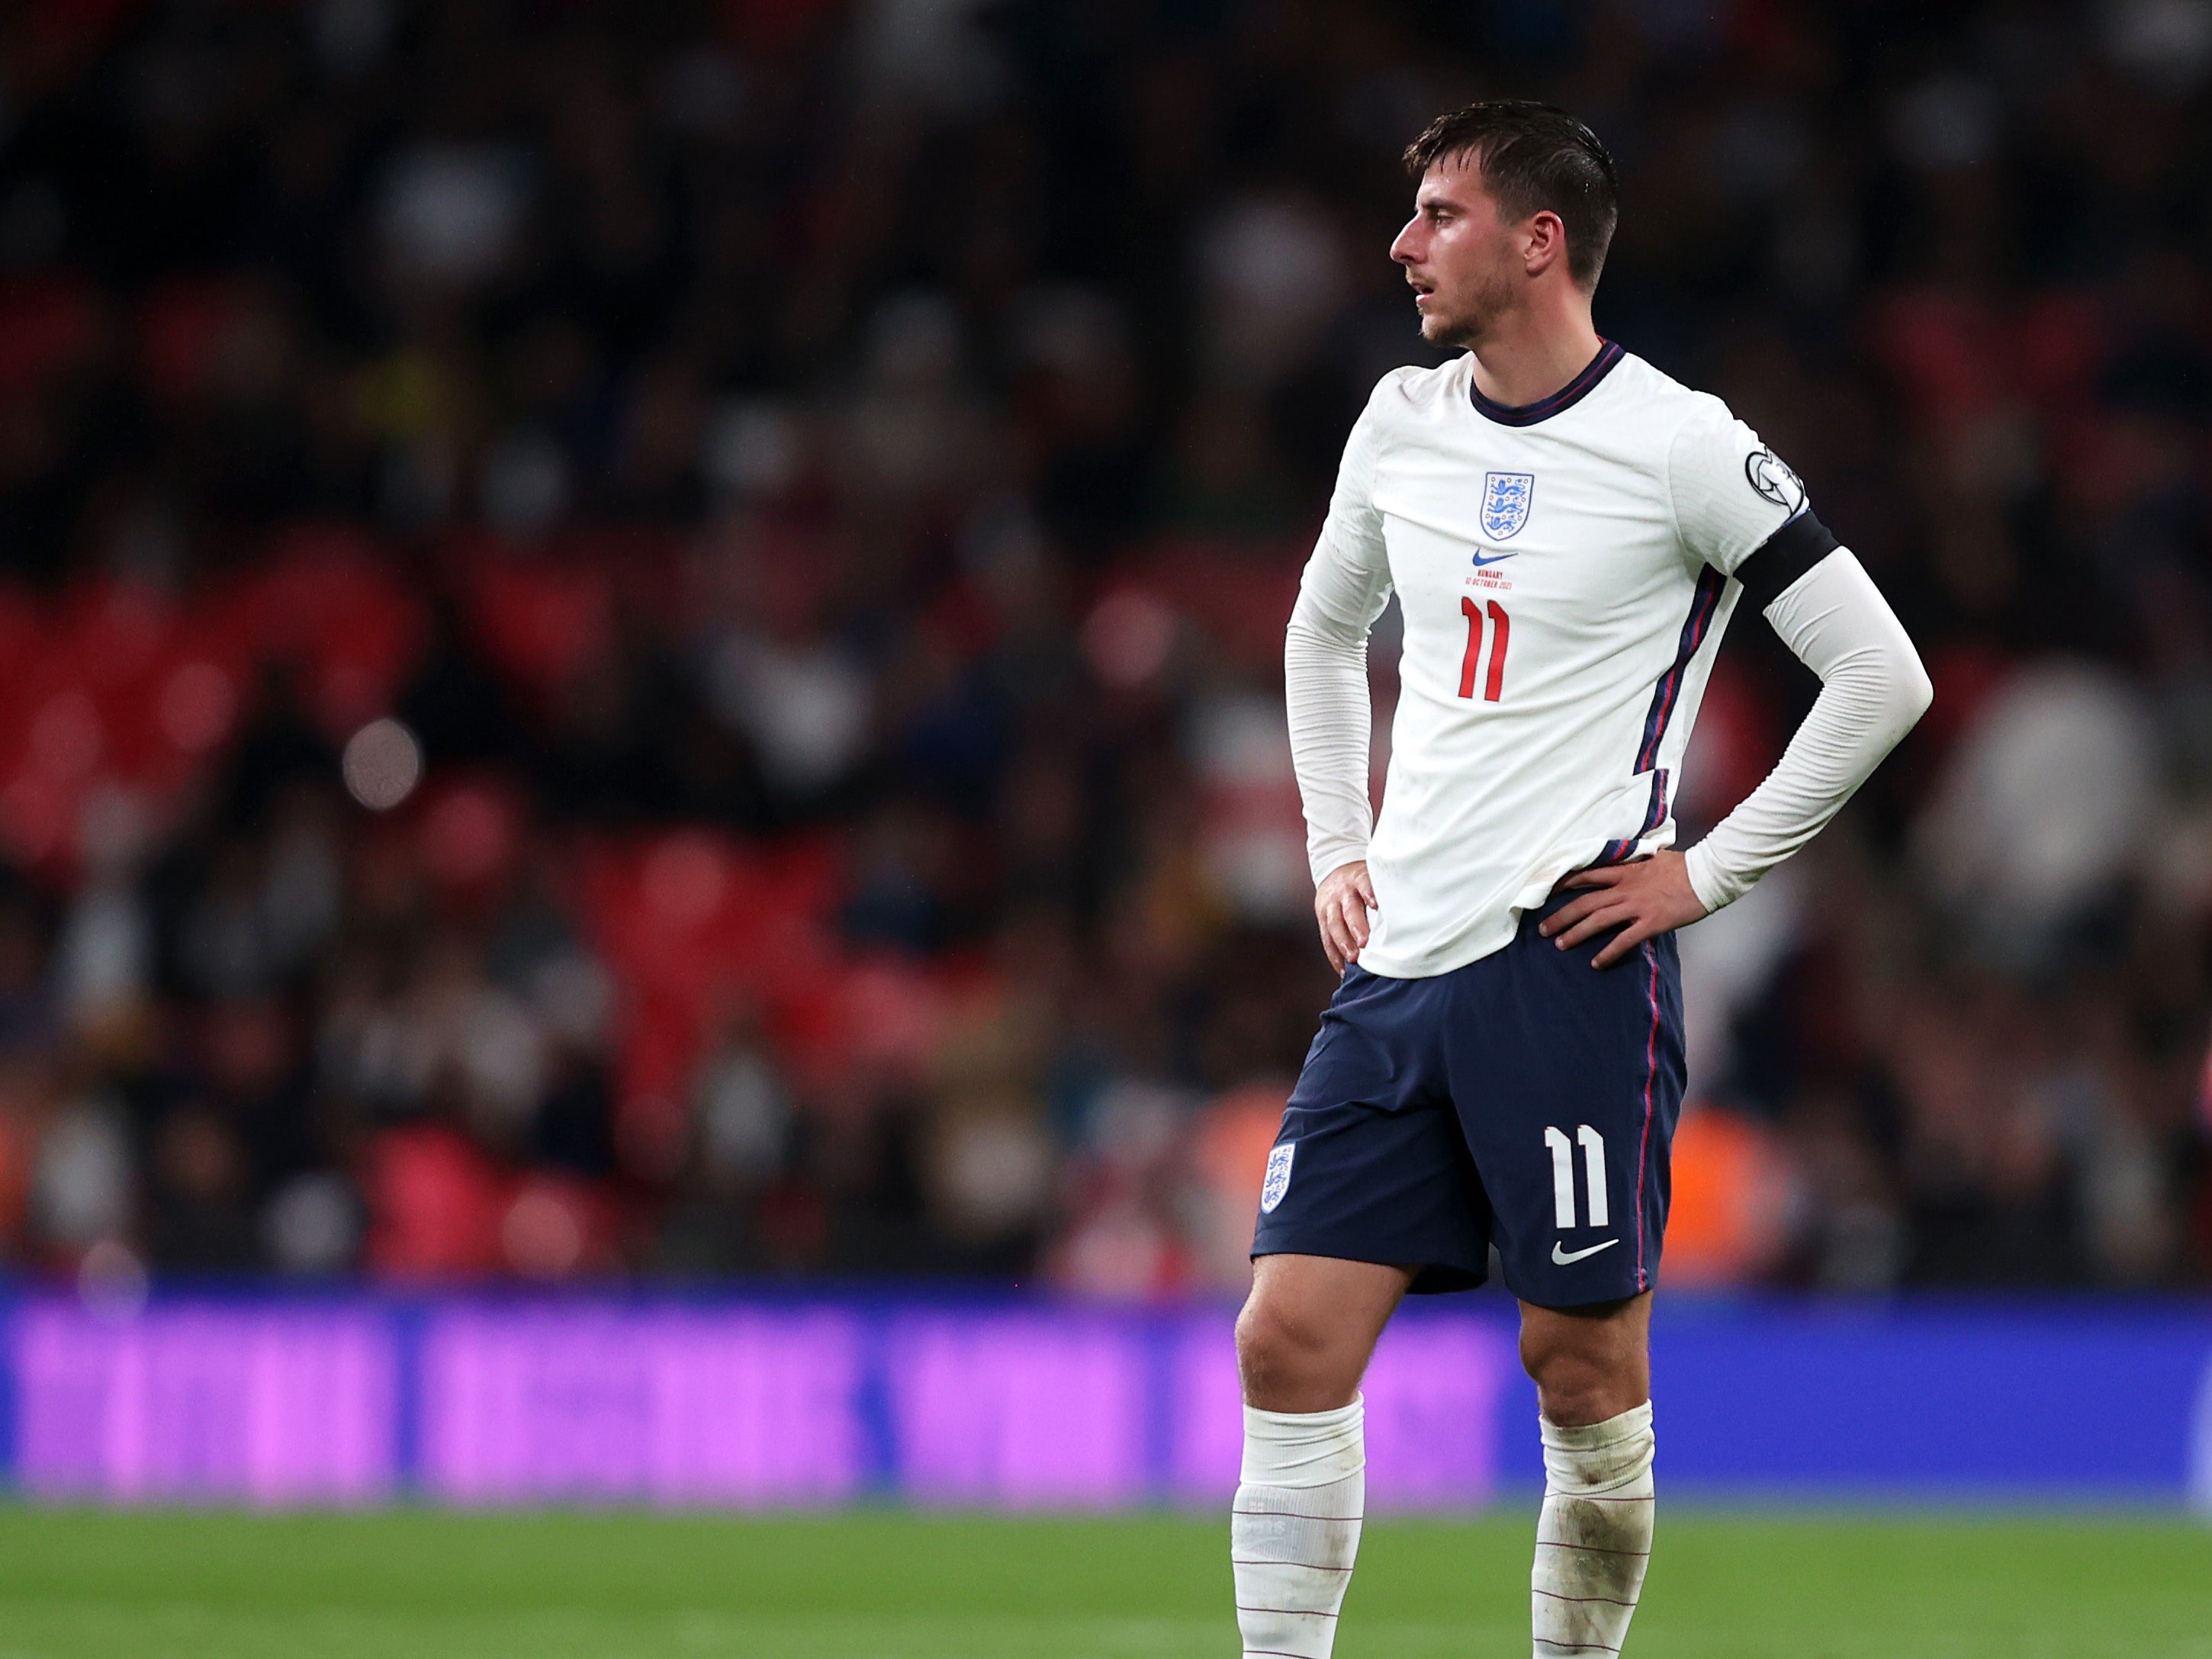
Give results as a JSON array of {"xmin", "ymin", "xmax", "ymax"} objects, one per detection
[
  {"xmin": 1524, "ymin": 1345, "xmax": 1628, "ymax": 1425},
  {"xmin": 1236, "ymin": 1294, "xmax": 1343, "ymax": 1406},
  {"xmin": 1519, "ymin": 1294, "xmax": 1651, "ymax": 1426},
  {"xmin": 1237, "ymin": 1256, "xmax": 1411, "ymax": 1413},
  {"xmin": 1236, "ymin": 1284, "xmax": 1378, "ymax": 1412}
]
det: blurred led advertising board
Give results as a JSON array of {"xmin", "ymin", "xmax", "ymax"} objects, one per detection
[
  {"xmin": 4, "ymin": 1294, "xmax": 2207, "ymax": 1508},
  {"xmin": 14, "ymin": 1301, "xmax": 396, "ymax": 1504}
]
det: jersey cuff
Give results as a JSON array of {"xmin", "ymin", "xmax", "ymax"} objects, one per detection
[
  {"xmin": 1682, "ymin": 841, "xmax": 1742, "ymax": 915},
  {"xmin": 1731, "ymin": 510, "xmax": 1841, "ymax": 612},
  {"xmin": 1309, "ymin": 844, "xmax": 1371, "ymax": 889}
]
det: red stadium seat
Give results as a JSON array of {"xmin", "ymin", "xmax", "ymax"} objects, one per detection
[{"xmin": 364, "ymin": 1124, "xmax": 512, "ymax": 1280}]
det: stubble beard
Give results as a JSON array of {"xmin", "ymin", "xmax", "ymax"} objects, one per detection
[{"xmin": 1416, "ymin": 268, "xmax": 1513, "ymax": 352}]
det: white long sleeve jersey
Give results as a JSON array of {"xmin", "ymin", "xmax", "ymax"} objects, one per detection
[{"xmin": 1286, "ymin": 343, "xmax": 1930, "ymax": 979}]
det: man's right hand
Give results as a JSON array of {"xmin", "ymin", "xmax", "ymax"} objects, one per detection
[{"xmin": 1314, "ymin": 860, "xmax": 1377, "ymax": 974}]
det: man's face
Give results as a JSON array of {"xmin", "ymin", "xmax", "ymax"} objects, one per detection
[{"xmin": 1390, "ymin": 156, "xmax": 1523, "ymax": 349}]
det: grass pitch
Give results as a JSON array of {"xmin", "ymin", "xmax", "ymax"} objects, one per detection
[{"xmin": 0, "ymin": 1506, "xmax": 2204, "ymax": 1657}]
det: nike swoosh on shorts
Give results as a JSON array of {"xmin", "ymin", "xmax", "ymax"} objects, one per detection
[{"xmin": 1551, "ymin": 1238, "xmax": 1620, "ymax": 1265}]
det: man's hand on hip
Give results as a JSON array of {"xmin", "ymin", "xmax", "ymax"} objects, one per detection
[
  {"xmin": 1540, "ymin": 849, "xmax": 1707, "ymax": 969},
  {"xmin": 1315, "ymin": 860, "xmax": 1376, "ymax": 974}
]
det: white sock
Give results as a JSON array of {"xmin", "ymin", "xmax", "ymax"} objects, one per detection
[
  {"xmin": 1232, "ymin": 1397, "xmax": 1365, "ymax": 1659},
  {"xmin": 1532, "ymin": 1401, "xmax": 1655, "ymax": 1657}
]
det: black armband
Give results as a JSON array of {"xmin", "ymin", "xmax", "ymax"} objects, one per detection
[{"xmin": 1732, "ymin": 510, "xmax": 1841, "ymax": 611}]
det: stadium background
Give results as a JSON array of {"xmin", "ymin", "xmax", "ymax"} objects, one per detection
[
  {"xmin": 0, "ymin": 0, "xmax": 2207, "ymax": 1304},
  {"xmin": 1, "ymin": 0, "xmax": 2211, "ymax": 1626}
]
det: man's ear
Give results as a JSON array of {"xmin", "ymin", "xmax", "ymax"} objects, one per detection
[{"xmin": 1523, "ymin": 210, "xmax": 1569, "ymax": 278}]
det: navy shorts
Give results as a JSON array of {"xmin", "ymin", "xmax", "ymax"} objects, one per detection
[{"xmin": 1252, "ymin": 893, "xmax": 1686, "ymax": 1307}]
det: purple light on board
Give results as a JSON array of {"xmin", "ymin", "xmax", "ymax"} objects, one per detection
[
  {"xmin": 1362, "ymin": 1318, "xmax": 1514, "ymax": 1503},
  {"xmin": 5, "ymin": 1297, "xmax": 1513, "ymax": 1509},
  {"xmin": 885, "ymin": 1313, "xmax": 1149, "ymax": 1507},
  {"xmin": 11, "ymin": 1301, "xmax": 397, "ymax": 1504},
  {"xmin": 418, "ymin": 1307, "xmax": 866, "ymax": 1504},
  {"xmin": 1169, "ymin": 1313, "xmax": 1512, "ymax": 1506},
  {"xmin": 1165, "ymin": 1312, "xmax": 1243, "ymax": 1498}
]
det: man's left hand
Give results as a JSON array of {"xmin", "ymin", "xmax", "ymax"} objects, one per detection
[{"xmin": 1538, "ymin": 849, "xmax": 1708, "ymax": 969}]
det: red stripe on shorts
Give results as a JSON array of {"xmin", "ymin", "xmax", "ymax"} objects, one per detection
[{"xmin": 1633, "ymin": 942, "xmax": 1660, "ymax": 1291}]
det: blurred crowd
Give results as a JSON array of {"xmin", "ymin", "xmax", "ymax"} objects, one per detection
[{"xmin": 0, "ymin": 0, "xmax": 2206, "ymax": 1295}]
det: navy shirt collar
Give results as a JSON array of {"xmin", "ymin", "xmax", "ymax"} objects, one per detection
[{"xmin": 1468, "ymin": 339, "xmax": 1625, "ymax": 427}]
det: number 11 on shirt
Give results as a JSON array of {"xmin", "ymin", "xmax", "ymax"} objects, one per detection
[{"xmin": 1458, "ymin": 597, "xmax": 1510, "ymax": 700}]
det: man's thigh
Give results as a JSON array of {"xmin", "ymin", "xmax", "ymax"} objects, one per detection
[{"xmin": 1445, "ymin": 900, "xmax": 1686, "ymax": 1309}]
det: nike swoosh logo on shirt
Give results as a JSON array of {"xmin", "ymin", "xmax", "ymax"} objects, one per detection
[
  {"xmin": 1469, "ymin": 550, "xmax": 1518, "ymax": 568},
  {"xmin": 1551, "ymin": 1239, "xmax": 1621, "ymax": 1265}
]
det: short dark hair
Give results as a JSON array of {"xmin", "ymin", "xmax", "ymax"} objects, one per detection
[{"xmin": 1403, "ymin": 101, "xmax": 1619, "ymax": 290}]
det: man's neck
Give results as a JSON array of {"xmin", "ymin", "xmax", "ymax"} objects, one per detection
[{"xmin": 1464, "ymin": 304, "xmax": 1605, "ymax": 409}]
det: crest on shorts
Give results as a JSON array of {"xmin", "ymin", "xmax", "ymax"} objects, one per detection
[
  {"xmin": 1260, "ymin": 1143, "xmax": 1296, "ymax": 1214},
  {"xmin": 1480, "ymin": 471, "xmax": 1534, "ymax": 540}
]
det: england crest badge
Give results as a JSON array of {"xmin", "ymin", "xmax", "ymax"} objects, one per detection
[
  {"xmin": 1260, "ymin": 1143, "xmax": 1296, "ymax": 1214},
  {"xmin": 1481, "ymin": 471, "xmax": 1534, "ymax": 540}
]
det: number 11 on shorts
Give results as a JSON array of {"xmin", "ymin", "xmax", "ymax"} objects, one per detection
[{"xmin": 1544, "ymin": 1124, "xmax": 1609, "ymax": 1229}]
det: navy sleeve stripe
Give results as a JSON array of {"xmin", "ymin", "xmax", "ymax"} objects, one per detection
[{"xmin": 1732, "ymin": 510, "xmax": 1841, "ymax": 611}]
